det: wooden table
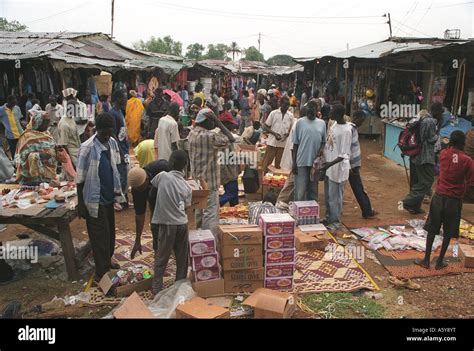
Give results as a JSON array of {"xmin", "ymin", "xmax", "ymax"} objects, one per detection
[{"xmin": 0, "ymin": 203, "xmax": 81, "ymax": 281}]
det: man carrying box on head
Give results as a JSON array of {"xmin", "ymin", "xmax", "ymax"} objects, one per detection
[{"xmin": 150, "ymin": 150, "xmax": 192, "ymax": 294}]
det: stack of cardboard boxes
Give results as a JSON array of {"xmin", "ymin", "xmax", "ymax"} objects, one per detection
[
  {"xmin": 189, "ymin": 230, "xmax": 222, "ymax": 284},
  {"xmin": 218, "ymin": 225, "xmax": 265, "ymax": 293},
  {"xmin": 290, "ymin": 201, "xmax": 320, "ymax": 225},
  {"xmin": 259, "ymin": 213, "xmax": 296, "ymax": 291}
]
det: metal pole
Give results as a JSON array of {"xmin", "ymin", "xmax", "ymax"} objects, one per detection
[
  {"xmin": 387, "ymin": 13, "xmax": 392, "ymax": 38},
  {"xmin": 111, "ymin": 0, "xmax": 115, "ymax": 39},
  {"xmin": 257, "ymin": 33, "xmax": 261, "ymax": 88}
]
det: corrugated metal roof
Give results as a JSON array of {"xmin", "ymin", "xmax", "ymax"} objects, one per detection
[{"xmin": 0, "ymin": 31, "xmax": 186, "ymax": 74}]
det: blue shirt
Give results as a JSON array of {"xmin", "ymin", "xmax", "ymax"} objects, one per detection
[
  {"xmin": 98, "ymin": 148, "xmax": 115, "ymax": 205},
  {"xmin": 109, "ymin": 107, "xmax": 130, "ymax": 162},
  {"xmin": 76, "ymin": 135, "xmax": 123, "ymax": 218},
  {"xmin": 293, "ymin": 117, "xmax": 327, "ymax": 167}
]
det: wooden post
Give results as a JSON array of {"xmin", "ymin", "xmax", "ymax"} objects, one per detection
[
  {"xmin": 57, "ymin": 221, "xmax": 79, "ymax": 281},
  {"xmin": 427, "ymin": 61, "xmax": 436, "ymax": 107}
]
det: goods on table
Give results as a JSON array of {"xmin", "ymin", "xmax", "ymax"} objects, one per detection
[
  {"xmin": 290, "ymin": 201, "xmax": 320, "ymax": 225},
  {"xmin": 259, "ymin": 213, "xmax": 296, "ymax": 290},
  {"xmin": 219, "ymin": 205, "xmax": 249, "ymax": 219},
  {"xmin": 189, "ymin": 230, "xmax": 222, "ymax": 283},
  {"xmin": 262, "ymin": 174, "xmax": 287, "ymax": 187},
  {"xmin": 459, "ymin": 220, "xmax": 474, "ymax": 240}
]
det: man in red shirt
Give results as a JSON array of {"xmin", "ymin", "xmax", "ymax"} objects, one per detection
[{"xmin": 416, "ymin": 131, "xmax": 474, "ymax": 270}]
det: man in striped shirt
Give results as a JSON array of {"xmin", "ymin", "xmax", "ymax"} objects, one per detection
[
  {"xmin": 348, "ymin": 111, "xmax": 377, "ymax": 219},
  {"xmin": 188, "ymin": 108, "xmax": 235, "ymax": 237},
  {"xmin": 0, "ymin": 96, "xmax": 24, "ymax": 160}
]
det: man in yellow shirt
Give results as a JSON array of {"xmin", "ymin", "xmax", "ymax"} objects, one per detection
[{"xmin": 0, "ymin": 96, "xmax": 24, "ymax": 160}]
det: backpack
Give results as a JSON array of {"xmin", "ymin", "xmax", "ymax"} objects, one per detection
[
  {"xmin": 242, "ymin": 166, "xmax": 260, "ymax": 194},
  {"xmin": 396, "ymin": 121, "xmax": 422, "ymax": 157}
]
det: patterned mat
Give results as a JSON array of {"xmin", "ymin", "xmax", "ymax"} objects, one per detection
[
  {"xmin": 292, "ymin": 241, "xmax": 379, "ymax": 294},
  {"xmin": 86, "ymin": 231, "xmax": 176, "ymax": 306}
]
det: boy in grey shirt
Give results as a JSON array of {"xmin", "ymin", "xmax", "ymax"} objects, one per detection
[{"xmin": 151, "ymin": 150, "xmax": 192, "ymax": 294}]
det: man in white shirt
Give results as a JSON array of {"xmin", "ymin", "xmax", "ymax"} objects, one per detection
[
  {"xmin": 320, "ymin": 104, "xmax": 352, "ymax": 225},
  {"xmin": 262, "ymin": 96, "xmax": 293, "ymax": 172},
  {"xmin": 45, "ymin": 94, "xmax": 64, "ymax": 143},
  {"xmin": 154, "ymin": 102, "xmax": 181, "ymax": 161}
]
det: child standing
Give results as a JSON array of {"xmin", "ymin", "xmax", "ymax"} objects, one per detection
[
  {"xmin": 151, "ymin": 150, "xmax": 192, "ymax": 294},
  {"xmin": 416, "ymin": 131, "xmax": 474, "ymax": 270}
]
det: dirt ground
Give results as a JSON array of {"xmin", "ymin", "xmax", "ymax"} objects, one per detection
[{"xmin": 1, "ymin": 137, "xmax": 473, "ymax": 318}]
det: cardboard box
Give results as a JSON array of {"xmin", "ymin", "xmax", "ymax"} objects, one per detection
[
  {"xmin": 224, "ymin": 280, "xmax": 264, "ymax": 294},
  {"xmin": 175, "ymin": 297, "xmax": 230, "ymax": 319},
  {"xmin": 192, "ymin": 278, "xmax": 225, "ymax": 298},
  {"xmin": 295, "ymin": 232, "xmax": 330, "ymax": 252},
  {"xmin": 459, "ymin": 244, "xmax": 474, "ymax": 268},
  {"xmin": 259, "ymin": 213, "xmax": 295, "ymax": 236},
  {"xmin": 222, "ymin": 255, "xmax": 263, "ymax": 271},
  {"xmin": 224, "ymin": 268, "xmax": 264, "ymax": 281},
  {"xmin": 265, "ymin": 249, "xmax": 296, "ymax": 264},
  {"xmin": 187, "ymin": 179, "xmax": 209, "ymax": 209},
  {"xmin": 264, "ymin": 277, "xmax": 294, "ymax": 291},
  {"xmin": 191, "ymin": 253, "xmax": 219, "ymax": 271},
  {"xmin": 265, "ymin": 263, "xmax": 295, "ymax": 279},
  {"xmin": 220, "ymin": 244, "xmax": 263, "ymax": 259},
  {"xmin": 218, "ymin": 225, "xmax": 263, "ymax": 245},
  {"xmin": 296, "ymin": 224, "xmax": 328, "ymax": 235},
  {"xmin": 290, "ymin": 201, "xmax": 320, "ymax": 218},
  {"xmin": 99, "ymin": 270, "xmax": 153, "ymax": 298},
  {"xmin": 113, "ymin": 292, "xmax": 155, "ymax": 319},
  {"xmin": 264, "ymin": 235, "xmax": 295, "ymax": 250},
  {"xmin": 193, "ymin": 266, "xmax": 221, "ymax": 282},
  {"xmin": 189, "ymin": 230, "xmax": 216, "ymax": 257},
  {"xmin": 243, "ymin": 288, "xmax": 295, "ymax": 318}
]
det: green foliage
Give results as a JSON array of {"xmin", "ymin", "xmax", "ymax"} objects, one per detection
[
  {"xmin": 0, "ymin": 17, "xmax": 27, "ymax": 32},
  {"xmin": 267, "ymin": 54, "xmax": 295, "ymax": 66},
  {"xmin": 204, "ymin": 43, "xmax": 230, "ymax": 60},
  {"xmin": 243, "ymin": 46, "xmax": 265, "ymax": 62},
  {"xmin": 302, "ymin": 293, "xmax": 385, "ymax": 319},
  {"xmin": 133, "ymin": 35, "xmax": 182, "ymax": 56},
  {"xmin": 185, "ymin": 43, "xmax": 205, "ymax": 60}
]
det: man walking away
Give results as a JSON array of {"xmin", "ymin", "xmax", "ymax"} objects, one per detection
[
  {"xmin": 415, "ymin": 131, "xmax": 474, "ymax": 270},
  {"xmin": 76, "ymin": 113, "xmax": 124, "ymax": 282},
  {"xmin": 349, "ymin": 111, "xmax": 378, "ymax": 219},
  {"xmin": 239, "ymin": 90, "xmax": 251, "ymax": 135},
  {"xmin": 110, "ymin": 89, "xmax": 130, "ymax": 210},
  {"xmin": 151, "ymin": 150, "xmax": 192, "ymax": 294},
  {"xmin": 321, "ymin": 104, "xmax": 352, "ymax": 225},
  {"xmin": 154, "ymin": 102, "xmax": 180, "ymax": 161},
  {"xmin": 402, "ymin": 103, "xmax": 443, "ymax": 214}
]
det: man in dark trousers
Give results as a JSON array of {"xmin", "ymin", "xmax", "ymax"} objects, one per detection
[
  {"xmin": 402, "ymin": 103, "xmax": 443, "ymax": 214},
  {"xmin": 415, "ymin": 131, "xmax": 474, "ymax": 270},
  {"xmin": 349, "ymin": 111, "xmax": 378, "ymax": 219},
  {"xmin": 76, "ymin": 113, "xmax": 124, "ymax": 282}
]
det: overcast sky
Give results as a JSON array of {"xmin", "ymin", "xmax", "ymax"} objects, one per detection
[{"xmin": 2, "ymin": 0, "xmax": 473, "ymax": 59}]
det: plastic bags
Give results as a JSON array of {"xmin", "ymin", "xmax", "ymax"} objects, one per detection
[{"xmin": 146, "ymin": 279, "xmax": 196, "ymax": 319}]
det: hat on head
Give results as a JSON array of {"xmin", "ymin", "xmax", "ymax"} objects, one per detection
[
  {"xmin": 128, "ymin": 167, "xmax": 147, "ymax": 189},
  {"xmin": 196, "ymin": 108, "xmax": 215, "ymax": 124},
  {"xmin": 257, "ymin": 89, "xmax": 267, "ymax": 97}
]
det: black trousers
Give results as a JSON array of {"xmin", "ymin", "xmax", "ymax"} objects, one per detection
[
  {"xmin": 349, "ymin": 167, "xmax": 373, "ymax": 217},
  {"xmin": 85, "ymin": 204, "xmax": 116, "ymax": 278}
]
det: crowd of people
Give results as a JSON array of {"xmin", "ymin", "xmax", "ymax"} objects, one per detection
[{"xmin": 1, "ymin": 81, "xmax": 473, "ymax": 291}]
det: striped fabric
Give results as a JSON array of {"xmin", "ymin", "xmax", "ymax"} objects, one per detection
[
  {"xmin": 248, "ymin": 202, "xmax": 281, "ymax": 225},
  {"xmin": 188, "ymin": 126, "xmax": 229, "ymax": 191},
  {"xmin": 0, "ymin": 105, "xmax": 24, "ymax": 139}
]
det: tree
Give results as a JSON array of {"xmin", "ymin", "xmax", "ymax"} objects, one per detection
[
  {"xmin": 267, "ymin": 54, "xmax": 295, "ymax": 66},
  {"xmin": 204, "ymin": 43, "xmax": 229, "ymax": 60},
  {"xmin": 0, "ymin": 18, "xmax": 27, "ymax": 32},
  {"xmin": 133, "ymin": 35, "xmax": 182, "ymax": 56},
  {"xmin": 185, "ymin": 43, "xmax": 205, "ymax": 60},
  {"xmin": 243, "ymin": 46, "xmax": 265, "ymax": 62},
  {"xmin": 227, "ymin": 42, "xmax": 241, "ymax": 61}
]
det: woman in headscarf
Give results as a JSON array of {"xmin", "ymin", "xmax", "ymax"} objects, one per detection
[
  {"xmin": 125, "ymin": 90, "xmax": 145, "ymax": 147},
  {"xmin": 16, "ymin": 111, "xmax": 58, "ymax": 185}
]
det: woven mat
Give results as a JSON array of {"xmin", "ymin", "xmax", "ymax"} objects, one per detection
[
  {"xmin": 292, "ymin": 240, "xmax": 378, "ymax": 294},
  {"xmin": 86, "ymin": 231, "xmax": 176, "ymax": 306}
]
